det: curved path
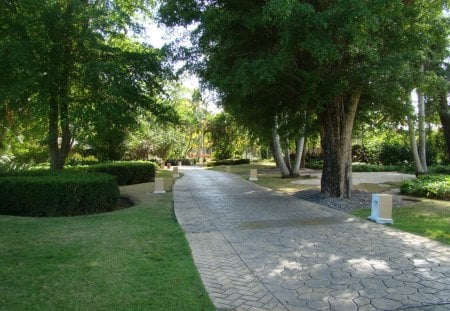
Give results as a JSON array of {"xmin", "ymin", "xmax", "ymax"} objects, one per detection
[{"xmin": 173, "ymin": 167, "xmax": 450, "ymax": 311}]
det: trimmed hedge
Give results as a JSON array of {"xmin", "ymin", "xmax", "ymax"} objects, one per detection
[
  {"xmin": 400, "ymin": 174, "xmax": 450, "ymax": 200},
  {"xmin": 207, "ymin": 159, "xmax": 251, "ymax": 167},
  {"xmin": 77, "ymin": 161, "xmax": 156, "ymax": 185},
  {"xmin": 0, "ymin": 172, "xmax": 119, "ymax": 216}
]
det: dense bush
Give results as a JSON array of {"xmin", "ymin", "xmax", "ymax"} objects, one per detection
[
  {"xmin": 379, "ymin": 142, "xmax": 412, "ymax": 166},
  {"xmin": 207, "ymin": 158, "xmax": 251, "ymax": 166},
  {"xmin": 0, "ymin": 172, "xmax": 119, "ymax": 216},
  {"xmin": 165, "ymin": 159, "xmax": 192, "ymax": 166},
  {"xmin": 77, "ymin": 161, "xmax": 156, "ymax": 185},
  {"xmin": 428, "ymin": 165, "xmax": 450, "ymax": 175},
  {"xmin": 401, "ymin": 175, "xmax": 450, "ymax": 200},
  {"xmin": 304, "ymin": 160, "xmax": 324, "ymax": 169},
  {"xmin": 352, "ymin": 164, "xmax": 413, "ymax": 172}
]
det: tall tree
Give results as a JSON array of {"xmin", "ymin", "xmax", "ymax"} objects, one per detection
[
  {"xmin": 1, "ymin": 0, "xmax": 170, "ymax": 169},
  {"xmin": 160, "ymin": 0, "xmax": 447, "ymax": 197}
]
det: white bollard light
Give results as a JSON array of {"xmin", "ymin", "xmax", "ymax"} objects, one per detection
[
  {"xmin": 173, "ymin": 166, "xmax": 180, "ymax": 178},
  {"xmin": 249, "ymin": 169, "xmax": 258, "ymax": 181},
  {"xmin": 153, "ymin": 178, "xmax": 166, "ymax": 194},
  {"xmin": 369, "ymin": 194, "xmax": 393, "ymax": 224}
]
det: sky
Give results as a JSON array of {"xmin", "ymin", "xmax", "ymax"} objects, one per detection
[{"xmin": 136, "ymin": 18, "xmax": 221, "ymax": 113}]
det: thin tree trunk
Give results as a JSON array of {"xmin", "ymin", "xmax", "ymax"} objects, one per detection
[
  {"xmin": 290, "ymin": 136, "xmax": 305, "ymax": 177},
  {"xmin": 49, "ymin": 96, "xmax": 62, "ymax": 170},
  {"xmin": 407, "ymin": 116, "xmax": 425, "ymax": 175},
  {"xmin": 300, "ymin": 137, "xmax": 307, "ymax": 169},
  {"xmin": 285, "ymin": 138, "xmax": 292, "ymax": 171},
  {"xmin": 272, "ymin": 127, "xmax": 291, "ymax": 178},
  {"xmin": 438, "ymin": 91, "xmax": 450, "ymax": 161},
  {"xmin": 417, "ymin": 90, "xmax": 427, "ymax": 172},
  {"xmin": 320, "ymin": 91, "xmax": 360, "ymax": 198}
]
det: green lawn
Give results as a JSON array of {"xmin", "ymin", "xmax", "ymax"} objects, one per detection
[
  {"xmin": 351, "ymin": 200, "xmax": 450, "ymax": 245},
  {"xmin": 209, "ymin": 162, "xmax": 318, "ymax": 194},
  {"xmin": 0, "ymin": 171, "xmax": 214, "ymax": 310}
]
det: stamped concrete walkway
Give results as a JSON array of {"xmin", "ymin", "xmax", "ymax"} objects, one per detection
[{"xmin": 173, "ymin": 167, "xmax": 450, "ymax": 311}]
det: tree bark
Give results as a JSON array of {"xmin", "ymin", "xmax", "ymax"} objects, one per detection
[
  {"xmin": 320, "ymin": 91, "xmax": 360, "ymax": 198},
  {"xmin": 290, "ymin": 136, "xmax": 305, "ymax": 177},
  {"xmin": 285, "ymin": 138, "xmax": 292, "ymax": 171},
  {"xmin": 271, "ymin": 127, "xmax": 291, "ymax": 178},
  {"xmin": 438, "ymin": 91, "xmax": 450, "ymax": 161},
  {"xmin": 417, "ymin": 90, "xmax": 427, "ymax": 171},
  {"xmin": 300, "ymin": 137, "xmax": 307, "ymax": 169},
  {"xmin": 407, "ymin": 116, "xmax": 425, "ymax": 175},
  {"xmin": 48, "ymin": 96, "xmax": 62, "ymax": 170}
]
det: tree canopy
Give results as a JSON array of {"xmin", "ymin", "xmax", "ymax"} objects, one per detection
[
  {"xmin": 160, "ymin": 0, "xmax": 449, "ymax": 197},
  {"xmin": 0, "ymin": 0, "xmax": 174, "ymax": 169}
]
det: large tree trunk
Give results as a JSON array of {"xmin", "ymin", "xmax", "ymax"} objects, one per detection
[
  {"xmin": 271, "ymin": 127, "xmax": 291, "ymax": 178},
  {"xmin": 320, "ymin": 92, "xmax": 360, "ymax": 198},
  {"xmin": 407, "ymin": 116, "xmax": 425, "ymax": 175},
  {"xmin": 417, "ymin": 90, "xmax": 427, "ymax": 171},
  {"xmin": 438, "ymin": 91, "xmax": 450, "ymax": 161}
]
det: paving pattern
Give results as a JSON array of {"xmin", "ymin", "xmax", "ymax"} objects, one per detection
[{"xmin": 173, "ymin": 167, "xmax": 450, "ymax": 311}]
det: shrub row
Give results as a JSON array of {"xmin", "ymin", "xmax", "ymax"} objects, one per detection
[
  {"xmin": 75, "ymin": 161, "xmax": 156, "ymax": 185},
  {"xmin": 400, "ymin": 175, "xmax": 450, "ymax": 200},
  {"xmin": 0, "ymin": 172, "xmax": 119, "ymax": 216},
  {"xmin": 165, "ymin": 159, "xmax": 192, "ymax": 166},
  {"xmin": 207, "ymin": 158, "xmax": 251, "ymax": 167},
  {"xmin": 304, "ymin": 162, "xmax": 415, "ymax": 173}
]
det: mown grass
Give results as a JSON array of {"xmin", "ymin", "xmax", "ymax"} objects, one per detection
[
  {"xmin": 208, "ymin": 162, "xmax": 318, "ymax": 194},
  {"xmin": 0, "ymin": 169, "xmax": 214, "ymax": 311},
  {"xmin": 351, "ymin": 200, "xmax": 450, "ymax": 245}
]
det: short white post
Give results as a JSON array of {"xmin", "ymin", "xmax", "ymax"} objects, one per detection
[
  {"xmin": 153, "ymin": 178, "xmax": 166, "ymax": 194},
  {"xmin": 369, "ymin": 194, "xmax": 393, "ymax": 224},
  {"xmin": 226, "ymin": 165, "xmax": 231, "ymax": 173},
  {"xmin": 173, "ymin": 166, "xmax": 180, "ymax": 178},
  {"xmin": 249, "ymin": 169, "xmax": 258, "ymax": 181},
  {"xmin": 178, "ymin": 161, "xmax": 182, "ymax": 167}
]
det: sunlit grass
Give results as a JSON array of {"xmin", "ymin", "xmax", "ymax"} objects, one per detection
[
  {"xmin": 208, "ymin": 161, "xmax": 318, "ymax": 194},
  {"xmin": 0, "ymin": 174, "xmax": 214, "ymax": 310},
  {"xmin": 351, "ymin": 200, "xmax": 450, "ymax": 245}
]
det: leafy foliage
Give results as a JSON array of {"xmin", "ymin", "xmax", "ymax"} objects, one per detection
[
  {"xmin": 0, "ymin": 0, "xmax": 172, "ymax": 169},
  {"xmin": 206, "ymin": 159, "xmax": 250, "ymax": 167},
  {"xmin": 401, "ymin": 174, "xmax": 450, "ymax": 200},
  {"xmin": 0, "ymin": 172, "xmax": 119, "ymax": 216},
  {"xmin": 76, "ymin": 161, "xmax": 156, "ymax": 185},
  {"xmin": 209, "ymin": 112, "xmax": 250, "ymax": 160}
]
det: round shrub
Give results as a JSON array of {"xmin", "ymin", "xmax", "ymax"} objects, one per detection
[
  {"xmin": 78, "ymin": 161, "xmax": 156, "ymax": 185},
  {"xmin": 0, "ymin": 172, "xmax": 119, "ymax": 217}
]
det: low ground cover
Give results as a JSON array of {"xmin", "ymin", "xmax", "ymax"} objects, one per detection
[
  {"xmin": 0, "ymin": 169, "xmax": 214, "ymax": 310},
  {"xmin": 401, "ymin": 174, "xmax": 450, "ymax": 200}
]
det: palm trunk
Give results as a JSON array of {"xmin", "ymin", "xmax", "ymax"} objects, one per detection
[
  {"xmin": 290, "ymin": 136, "xmax": 305, "ymax": 177},
  {"xmin": 417, "ymin": 90, "xmax": 427, "ymax": 172},
  {"xmin": 272, "ymin": 127, "xmax": 291, "ymax": 178},
  {"xmin": 285, "ymin": 138, "xmax": 292, "ymax": 171},
  {"xmin": 48, "ymin": 95, "xmax": 62, "ymax": 170},
  {"xmin": 320, "ymin": 91, "xmax": 360, "ymax": 198},
  {"xmin": 438, "ymin": 91, "xmax": 450, "ymax": 161},
  {"xmin": 407, "ymin": 116, "xmax": 425, "ymax": 175}
]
